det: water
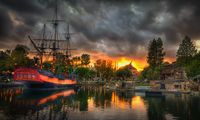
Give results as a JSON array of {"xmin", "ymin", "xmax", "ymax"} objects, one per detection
[{"xmin": 0, "ymin": 86, "xmax": 199, "ymax": 120}]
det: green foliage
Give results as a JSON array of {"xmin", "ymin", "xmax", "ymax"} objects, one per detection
[
  {"xmin": 42, "ymin": 62, "xmax": 52, "ymax": 71},
  {"xmin": 81, "ymin": 54, "xmax": 90, "ymax": 66},
  {"xmin": 75, "ymin": 67, "xmax": 95, "ymax": 81},
  {"xmin": 55, "ymin": 62, "xmax": 67, "ymax": 74},
  {"xmin": 67, "ymin": 66, "xmax": 74, "ymax": 75},
  {"xmin": 115, "ymin": 67, "xmax": 132, "ymax": 80},
  {"xmin": 176, "ymin": 36, "xmax": 197, "ymax": 65},
  {"xmin": 138, "ymin": 66, "xmax": 163, "ymax": 81},
  {"xmin": 94, "ymin": 59, "xmax": 114, "ymax": 81},
  {"xmin": 147, "ymin": 38, "xmax": 165, "ymax": 67},
  {"xmin": 88, "ymin": 69, "xmax": 96, "ymax": 79},
  {"xmin": 184, "ymin": 52, "xmax": 200, "ymax": 78}
]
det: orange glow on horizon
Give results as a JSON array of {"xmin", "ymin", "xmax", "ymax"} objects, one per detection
[
  {"xmin": 116, "ymin": 57, "xmax": 145, "ymax": 71},
  {"xmin": 28, "ymin": 49, "xmax": 176, "ymax": 71},
  {"xmin": 73, "ymin": 50, "xmax": 148, "ymax": 71}
]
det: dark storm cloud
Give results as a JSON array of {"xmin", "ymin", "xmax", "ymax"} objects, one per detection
[
  {"xmin": 0, "ymin": 0, "xmax": 200, "ymax": 59},
  {"xmin": 0, "ymin": 0, "xmax": 44, "ymax": 14},
  {"xmin": 0, "ymin": 7, "xmax": 13, "ymax": 39},
  {"xmin": 0, "ymin": 0, "xmax": 47, "ymax": 48}
]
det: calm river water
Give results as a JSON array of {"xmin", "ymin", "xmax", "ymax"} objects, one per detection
[{"xmin": 0, "ymin": 86, "xmax": 199, "ymax": 120}]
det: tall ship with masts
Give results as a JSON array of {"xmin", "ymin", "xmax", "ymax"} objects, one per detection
[{"xmin": 13, "ymin": 0, "xmax": 77, "ymax": 90}]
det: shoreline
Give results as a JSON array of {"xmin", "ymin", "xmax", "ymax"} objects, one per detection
[{"xmin": 1, "ymin": 82, "xmax": 199, "ymax": 95}]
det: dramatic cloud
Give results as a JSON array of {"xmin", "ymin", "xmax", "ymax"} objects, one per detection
[{"xmin": 0, "ymin": 0, "xmax": 200, "ymax": 61}]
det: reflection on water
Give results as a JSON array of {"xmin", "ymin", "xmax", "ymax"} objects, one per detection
[{"xmin": 0, "ymin": 86, "xmax": 199, "ymax": 120}]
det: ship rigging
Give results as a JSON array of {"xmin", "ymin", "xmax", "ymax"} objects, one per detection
[
  {"xmin": 29, "ymin": 0, "xmax": 76, "ymax": 70},
  {"xmin": 13, "ymin": 0, "xmax": 77, "ymax": 90}
]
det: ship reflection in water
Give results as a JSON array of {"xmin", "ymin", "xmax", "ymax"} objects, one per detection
[{"xmin": 0, "ymin": 87, "xmax": 199, "ymax": 120}]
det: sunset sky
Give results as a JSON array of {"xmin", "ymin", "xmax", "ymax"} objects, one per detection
[{"xmin": 1, "ymin": 0, "xmax": 200, "ymax": 70}]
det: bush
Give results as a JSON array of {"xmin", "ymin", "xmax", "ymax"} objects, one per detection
[{"xmin": 137, "ymin": 66, "xmax": 163, "ymax": 81}]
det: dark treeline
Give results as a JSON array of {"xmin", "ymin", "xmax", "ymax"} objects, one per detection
[{"xmin": 0, "ymin": 45, "xmax": 134, "ymax": 82}]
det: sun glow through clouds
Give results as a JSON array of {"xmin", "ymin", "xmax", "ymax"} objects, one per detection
[{"xmin": 116, "ymin": 57, "xmax": 142, "ymax": 71}]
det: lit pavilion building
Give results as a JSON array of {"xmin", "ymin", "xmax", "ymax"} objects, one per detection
[{"xmin": 124, "ymin": 62, "xmax": 139, "ymax": 80}]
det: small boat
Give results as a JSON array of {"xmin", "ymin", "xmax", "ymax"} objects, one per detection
[{"xmin": 13, "ymin": 68, "xmax": 77, "ymax": 90}]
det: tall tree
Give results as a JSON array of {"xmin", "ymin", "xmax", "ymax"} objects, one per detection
[
  {"xmin": 147, "ymin": 38, "xmax": 165, "ymax": 67},
  {"xmin": 156, "ymin": 38, "xmax": 165, "ymax": 65},
  {"xmin": 176, "ymin": 36, "xmax": 197, "ymax": 65},
  {"xmin": 81, "ymin": 54, "xmax": 90, "ymax": 66}
]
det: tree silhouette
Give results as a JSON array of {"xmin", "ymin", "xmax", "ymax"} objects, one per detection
[
  {"xmin": 176, "ymin": 36, "xmax": 197, "ymax": 65},
  {"xmin": 81, "ymin": 54, "xmax": 90, "ymax": 66},
  {"xmin": 147, "ymin": 38, "xmax": 165, "ymax": 68}
]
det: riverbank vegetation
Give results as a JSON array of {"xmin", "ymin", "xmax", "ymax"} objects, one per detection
[{"xmin": 1, "ymin": 36, "xmax": 200, "ymax": 83}]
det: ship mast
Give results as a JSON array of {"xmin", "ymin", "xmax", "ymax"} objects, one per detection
[
  {"xmin": 29, "ymin": 0, "xmax": 75, "ymax": 70},
  {"xmin": 40, "ymin": 24, "xmax": 46, "ymax": 68},
  {"xmin": 65, "ymin": 24, "xmax": 77, "ymax": 63},
  {"xmin": 49, "ymin": 0, "xmax": 63, "ymax": 64}
]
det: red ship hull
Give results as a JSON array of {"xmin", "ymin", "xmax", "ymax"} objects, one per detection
[{"xmin": 13, "ymin": 68, "xmax": 77, "ymax": 90}]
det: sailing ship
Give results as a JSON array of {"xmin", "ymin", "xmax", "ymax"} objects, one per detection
[
  {"xmin": 13, "ymin": 0, "xmax": 77, "ymax": 90},
  {"xmin": 13, "ymin": 68, "xmax": 76, "ymax": 90}
]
